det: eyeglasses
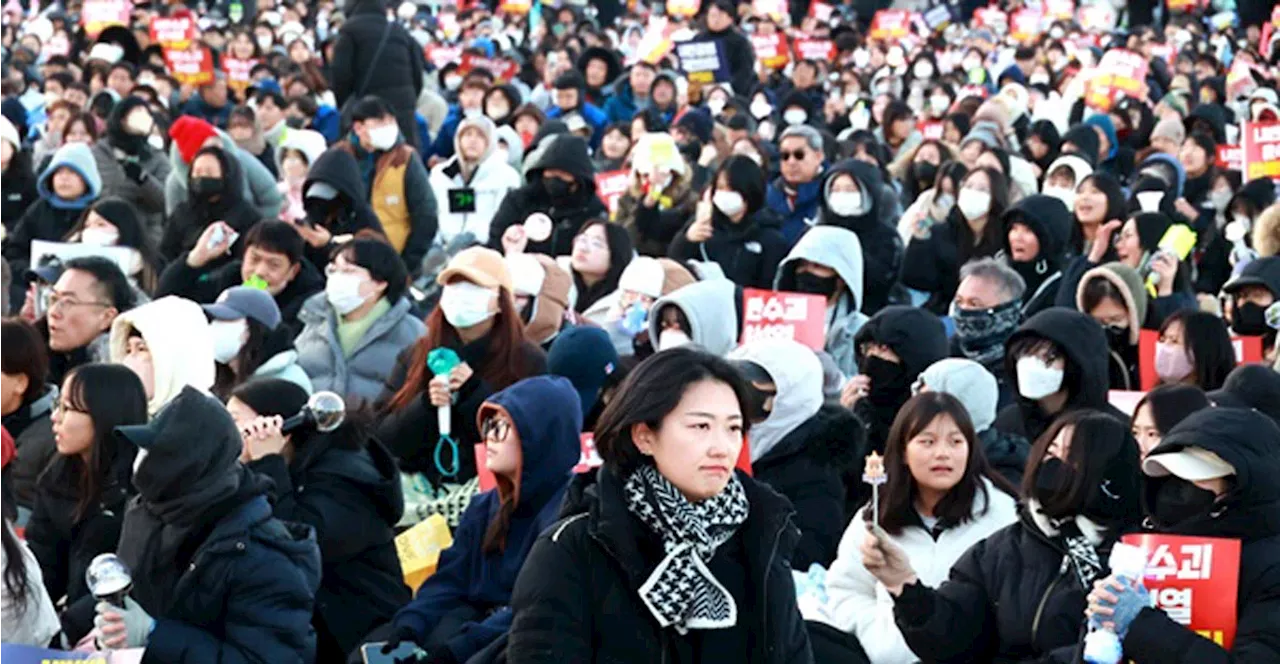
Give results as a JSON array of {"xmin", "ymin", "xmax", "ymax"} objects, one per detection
[
  {"xmin": 46, "ymin": 293, "xmax": 111, "ymax": 314},
  {"xmin": 482, "ymin": 417, "xmax": 511, "ymax": 441},
  {"xmin": 52, "ymin": 400, "xmax": 87, "ymax": 416},
  {"xmin": 781, "ymin": 150, "xmax": 808, "ymax": 162}
]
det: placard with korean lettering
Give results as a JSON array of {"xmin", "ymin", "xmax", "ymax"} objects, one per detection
[
  {"xmin": 594, "ymin": 170, "xmax": 630, "ymax": 218},
  {"xmin": 1121, "ymin": 534, "xmax": 1241, "ymax": 649},
  {"xmin": 740, "ymin": 289, "xmax": 827, "ymax": 350},
  {"xmin": 1242, "ymin": 121, "xmax": 1280, "ymax": 182}
]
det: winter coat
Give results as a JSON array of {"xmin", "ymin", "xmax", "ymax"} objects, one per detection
[
  {"xmin": 391, "ymin": 375, "xmax": 582, "ymax": 663},
  {"xmin": 901, "ymin": 205, "xmax": 1003, "ymax": 316},
  {"xmin": 164, "ymin": 129, "xmax": 283, "ymax": 220},
  {"xmin": 767, "ymin": 175, "xmax": 823, "ymax": 247},
  {"xmin": 603, "ymin": 80, "xmax": 649, "ymax": 125},
  {"xmin": 299, "ymin": 148, "xmax": 388, "ymax": 272},
  {"xmin": 249, "ymin": 430, "xmax": 409, "ymax": 662},
  {"xmin": 775, "ymin": 227, "xmax": 869, "ymax": 378},
  {"xmin": 505, "ymin": 466, "xmax": 813, "ymax": 664},
  {"xmin": 251, "ymin": 349, "xmax": 314, "ymax": 393},
  {"xmin": 108, "ymin": 296, "xmax": 217, "ymax": 416},
  {"xmin": 1, "ymin": 386, "xmax": 56, "ymax": 508},
  {"xmin": 669, "ymin": 206, "xmax": 789, "ymax": 290},
  {"xmin": 615, "ymin": 172, "xmax": 700, "ymax": 257},
  {"xmin": 4, "ymin": 142, "xmax": 103, "ymax": 267},
  {"xmin": 156, "ymin": 255, "xmax": 324, "ymax": 341},
  {"xmin": 980, "ymin": 427, "xmax": 1031, "ymax": 489},
  {"xmin": 2, "ymin": 151, "xmax": 39, "ymax": 234},
  {"xmin": 816, "ymin": 160, "xmax": 905, "ymax": 315},
  {"xmin": 295, "ymin": 293, "xmax": 426, "ymax": 404},
  {"xmin": 824, "ymin": 479, "xmax": 1018, "ymax": 664},
  {"xmin": 1121, "ymin": 408, "xmax": 1280, "ymax": 663},
  {"xmin": 334, "ymin": 137, "xmax": 438, "ymax": 271},
  {"xmin": 1001, "ymin": 194, "xmax": 1074, "ymax": 319},
  {"xmin": 698, "ymin": 27, "xmax": 756, "ymax": 103},
  {"xmin": 428, "ymin": 125, "xmax": 521, "ymax": 247},
  {"xmin": 852, "ymin": 306, "xmax": 950, "ymax": 457},
  {"xmin": 91, "ymin": 101, "xmax": 171, "ymax": 244},
  {"xmin": 646, "ymin": 278, "xmax": 740, "ymax": 356},
  {"xmin": 545, "ymin": 102, "xmax": 610, "ymax": 150},
  {"xmin": 330, "ymin": 0, "xmax": 425, "ymax": 149},
  {"xmin": 160, "ymin": 147, "xmax": 262, "ymax": 262},
  {"xmin": 181, "ymin": 95, "xmax": 233, "ymax": 128},
  {"xmin": 0, "ymin": 521, "xmax": 60, "ymax": 647},
  {"xmin": 486, "ymin": 135, "xmax": 608, "ymax": 257}
]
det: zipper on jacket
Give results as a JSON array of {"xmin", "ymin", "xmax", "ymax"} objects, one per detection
[
  {"xmin": 1031, "ymin": 559, "xmax": 1069, "ymax": 644},
  {"xmin": 760, "ymin": 517, "xmax": 789, "ymax": 661}
]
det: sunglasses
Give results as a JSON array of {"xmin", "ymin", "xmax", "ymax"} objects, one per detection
[
  {"xmin": 781, "ymin": 149, "xmax": 808, "ymax": 161},
  {"xmin": 482, "ymin": 416, "xmax": 511, "ymax": 441}
]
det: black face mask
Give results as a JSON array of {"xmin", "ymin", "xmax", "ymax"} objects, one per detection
[
  {"xmin": 793, "ymin": 272, "xmax": 838, "ymax": 297},
  {"xmin": 305, "ymin": 199, "xmax": 338, "ymax": 226},
  {"xmin": 1034, "ymin": 456, "xmax": 1076, "ymax": 518},
  {"xmin": 285, "ymin": 116, "xmax": 307, "ymax": 130},
  {"xmin": 742, "ymin": 384, "xmax": 775, "ymax": 424},
  {"xmin": 862, "ymin": 355, "xmax": 911, "ymax": 407},
  {"xmin": 1231, "ymin": 301, "xmax": 1270, "ymax": 337},
  {"xmin": 1104, "ymin": 324, "xmax": 1130, "ymax": 349},
  {"xmin": 544, "ymin": 177, "xmax": 575, "ymax": 202},
  {"xmin": 1152, "ymin": 478, "xmax": 1221, "ymax": 527},
  {"xmin": 912, "ymin": 162, "xmax": 938, "ymax": 190},
  {"xmin": 190, "ymin": 177, "xmax": 225, "ymax": 199}
]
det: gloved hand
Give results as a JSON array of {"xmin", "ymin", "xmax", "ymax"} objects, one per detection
[
  {"xmin": 122, "ymin": 160, "xmax": 144, "ymax": 182},
  {"xmin": 381, "ymin": 625, "xmax": 423, "ymax": 654},
  {"xmin": 94, "ymin": 596, "xmax": 154, "ymax": 649},
  {"xmin": 1088, "ymin": 575, "xmax": 1150, "ymax": 638}
]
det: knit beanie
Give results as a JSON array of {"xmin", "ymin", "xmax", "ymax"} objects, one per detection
[
  {"xmin": 169, "ymin": 116, "xmax": 219, "ymax": 165},
  {"xmin": 919, "ymin": 358, "xmax": 999, "ymax": 432},
  {"xmin": 547, "ymin": 326, "xmax": 619, "ymax": 415},
  {"xmin": 1150, "ymin": 116, "xmax": 1185, "ymax": 147},
  {"xmin": 92, "ymin": 197, "xmax": 141, "ymax": 233},
  {"xmin": 229, "ymin": 377, "xmax": 310, "ymax": 420},
  {"xmin": 617, "ymin": 257, "xmax": 665, "ymax": 299}
]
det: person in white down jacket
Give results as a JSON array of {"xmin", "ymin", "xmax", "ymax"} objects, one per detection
[
  {"xmin": 428, "ymin": 114, "xmax": 520, "ymax": 247},
  {"xmin": 822, "ymin": 391, "xmax": 1018, "ymax": 664}
]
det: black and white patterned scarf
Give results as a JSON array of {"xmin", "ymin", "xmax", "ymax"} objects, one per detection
[
  {"xmin": 623, "ymin": 464, "xmax": 750, "ymax": 634},
  {"xmin": 1055, "ymin": 519, "xmax": 1104, "ymax": 590}
]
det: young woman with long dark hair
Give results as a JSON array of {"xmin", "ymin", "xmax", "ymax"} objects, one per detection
[
  {"xmin": 1153, "ymin": 309, "xmax": 1235, "ymax": 391},
  {"xmin": 2, "ymin": 319, "xmax": 57, "ymax": 509}
]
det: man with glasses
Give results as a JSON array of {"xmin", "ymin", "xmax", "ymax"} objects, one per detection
[
  {"xmin": 767, "ymin": 125, "xmax": 827, "ymax": 246},
  {"xmin": 41, "ymin": 256, "xmax": 136, "ymax": 386}
]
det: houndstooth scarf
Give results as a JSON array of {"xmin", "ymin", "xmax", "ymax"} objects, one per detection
[{"xmin": 623, "ymin": 464, "xmax": 750, "ymax": 634}]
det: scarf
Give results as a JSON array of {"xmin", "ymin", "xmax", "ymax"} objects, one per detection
[
  {"xmin": 1056, "ymin": 518, "xmax": 1104, "ymax": 590},
  {"xmin": 623, "ymin": 464, "xmax": 749, "ymax": 634},
  {"xmin": 953, "ymin": 298, "xmax": 1023, "ymax": 367}
]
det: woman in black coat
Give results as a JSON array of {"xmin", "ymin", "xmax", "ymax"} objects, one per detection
[
  {"xmin": 160, "ymin": 145, "xmax": 261, "ymax": 262},
  {"xmin": 488, "ymin": 135, "xmax": 609, "ymax": 257},
  {"xmin": 507, "ymin": 348, "xmax": 812, "ymax": 664},
  {"xmin": 818, "ymin": 159, "xmax": 905, "ymax": 315},
  {"xmin": 231, "ymin": 379, "xmax": 411, "ymax": 664},
  {"xmin": 862, "ymin": 411, "xmax": 1144, "ymax": 663}
]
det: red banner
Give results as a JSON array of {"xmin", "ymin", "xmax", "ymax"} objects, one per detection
[
  {"xmin": 1044, "ymin": 0, "xmax": 1075, "ymax": 20},
  {"xmin": 1121, "ymin": 534, "xmax": 1241, "ymax": 650},
  {"xmin": 223, "ymin": 56, "xmax": 257, "ymax": 95},
  {"xmin": 753, "ymin": 0, "xmax": 788, "ymax": 23},
  {"xmin": 149, "ymin": 15, "xmax": 195, "ymax": 51},
  {"xmin": 1138, "ymin": 329, "xmax": 1264, "ymax": 390},
  {"xmin": 972, "ymin": 6, "xmax": 1008, "ymax": 33},
  {"xmin": 793, "ymin": 38, "xmax": 835, "ymax": 62},
  {"xmin": 81, "ymin": 0, "xmax": 131, "ymax": 38},
  {"xmin": 458, "ymin": 53, "xmax": 519, "ymax": 82},
  {"xmin": 808, "ymin": 1, "xmax": 834, "ymax": 22},
  {"xmin": 1084, "ymin": 49, "xmax": 1148, "ymax": 112},
  {"xmin": 594, "ymin": 170, "xmax": 630, "ymax": 217},
  {"xmin": 751, "ymin": 33, "xmax": 790, "ymax": 69},
  {"xmin": 740, "ymin": 289, "xmax": 827, "ymax": 350},
  {"xmin": 869, "ymin": 9, "xmax": 911, "ymax": 40},
  {"xmin": 424, "ymin": 45, "xmax": 463, "ymax": 70},
  {"xmin": 1242, "ymin": 121, "xmax": 1280, "ymax": 181},
  {"xmin": 1009, "ymin": 8, "xmax": 1042, "ymax": 43},
  {"xmin": 1216, "ymin": 144, "xmax": 1242, "ymax": 172},
  {"xmin": 165, "ymin": 46, "xmax": 215, "ymax": 86}
]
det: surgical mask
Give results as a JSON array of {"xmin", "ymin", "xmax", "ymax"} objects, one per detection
[
  {"xmin": 1136, "ymin": 190, "xmax": 1164, "ymax": 212},
  {"xmin": 1208, "ymin": 190, "xmax": 1232, "ymax": 211},
  {"xmin": 80, "ymin": 227, "xmax": 119, "ymax": 246},
  {"xmin": 1030, "ymin": 73, "xmax": 1051, "ymax": 85},
  {"xmin": 125, "ymin": 110, "xmax": 153, "ymax": 135},
  {"xmin": 445, "ymin": 74, "xmax": 463, "ymax": 91},
  {"xmin": 439, "ymin": 281, "xmax": 497, "ymax": 329},
  {"xmin": 750, "ymin": 98, "xmax": 772, "ymax": 119},
  {"xmin": 929, "ymin": 95, "xmax": 950, "ymax": 115},
  {"xmin": 1042, "ymin": 186, "xmax": 1077, "ymax": 211},
  {"xmin": 657, "ymin": 328, "xmax": 691, "ymax": 350},
  {"xmin": 957, "ymin": 187, "xmax": 991, "ymax": 221},
  {"xmin": 257, "ymin": 35, "xmax": 274, "ymax": 51},
  {"xmin": 325, "ymin": 272, "xmax": 369, "ymax": 314},
  {"xmin": 1224, "ymin": 216, "xmax": 1250, "ymax": 243},
  {"xmin": 843, "ymin": 92, "xmax": 859, "ymax": 108},
  {"xmin": 783, "ymin": 108, "xmax": 807, "ymax": 126},
  {"xmin": 913, "ymin": 61, "xmax": 934, "ymax": 78},
  {"xmin": 1154, "ymin": 341, "xmax": 1193, "ymax": 381},
  {"xmin": 707, "ymin": 98, "xmax": 726, "ymax": 115},
  {"xmin": 713, "ymin": 190, "xmax": 746, "ymax": 217},
  {"xmin": 1016, "ymin": 355, "xmax": 1064, "ymax": 400},
  {"xmin": 828, "ymin": 190, "xmax": 863, "ymax": 217},
  {"xmin": 148, "ymin": 134, "xmax": 165, "ymax": 150},
  {"xmin": 368, "ymin": 123, "xmax": 399, "ymax": 150},
  {"xmin": 210, "ymin": 319, "xmax": 248, "ymax": 364},
  {"xmin": 43, "ymin": 91, "xmax": 61, "ymax": 107}
]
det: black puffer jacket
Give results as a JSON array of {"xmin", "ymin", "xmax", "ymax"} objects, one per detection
[
  {"xmin": 1, "ymin": 386, "xmax": 56, "ymax": 508},
  {"xmin": 330, "ymin": 0, "xmax": 425, "ymax": 148},
  {"xmin": 506, "ymin": 467, "xmax": 812, "ymax": 664},
  {"xmin": 852, "ymin": 306, "xmax": 950, "ymax": 455},
  {"xmin": 1122, "ymin": 408, "xmax": 1280, "ymax": 663},
  {"xmin": 2, "ymin": 150, "xmax": 39, "ymax": 234},
  {"xmin": 487, "ymin": 135, "xmax": 608, "ymax": 257},
  {"xmin": 157, "ymin": 254, "xmax": 325, "ymax": 340},
  {"xmin": 901, "ymin": 206, "xmax": 1004, "ymax": 316},
  {"xmin": 818, "ymin": 160, "xmax": 904, "ymax": 315},
  {"xmin": 1001, "ymin": 195, "xmax": 1074, "ymax": 318},
  {"xmin": 753, "ymin": 405, "xmax": 865, "ymax": 570},
  {"xmin": 669, "ymin": 202, "xmax": 789, "ymax": 290},
  {"xmin": 160, "ymin": 146, "xmax": 261, "ymax": 262},
  {"xmin": 301, "ymin": 148, "xmax": 386, "ymax": 271}
]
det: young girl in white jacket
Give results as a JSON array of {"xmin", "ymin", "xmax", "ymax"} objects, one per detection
[
  {"xmin": 823, "ymin": 392, "xmax": 1019, "ymax": 664},
  {"xmin": 428, "ymin": 115, "xmax": 521, "ymax": 247}
]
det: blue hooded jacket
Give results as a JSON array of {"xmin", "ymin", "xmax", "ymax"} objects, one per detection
[
  {"xmin": 1084, "ymin": 114, "xmax": 1119, "ymax": 162},
  {"xmin": 391, "ymin": 375, "xmax": 583, "ymax": 661}
]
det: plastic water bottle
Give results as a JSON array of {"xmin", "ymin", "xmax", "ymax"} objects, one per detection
[{"xmin": 1082, "ymin": 542, "xmax": 1148, "ymax": 663}]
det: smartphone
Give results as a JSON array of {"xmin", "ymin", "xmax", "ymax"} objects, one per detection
[{"xmin": 360, "ymin": 642, "xmax": 427, "ymax": 664}]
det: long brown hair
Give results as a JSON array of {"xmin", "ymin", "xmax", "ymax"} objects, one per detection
[
  {"xmin": 386, "ymin": 285, "xmax": 531, "ymax": 412},
  {"xmin": 481, "ymin": 407, "xmax": 523, "ymax": 555}
]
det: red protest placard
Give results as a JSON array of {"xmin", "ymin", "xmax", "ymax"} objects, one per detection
[
  {"xmin": 424, "ymin": 45, "xmax": 463, "ymax": 70},
  {"xmin": 82, "ymin": 0, "xmax": 131, "ymax": 38},
  {"xmin": 918, "ymin": 120, "xmax": 944, "ymax": 140},
  {"xmin": 459, "ymin": 53, "xmax": 520, "ymax": 82},
  {"xmin": 1044, "ymin": 0, "xmax": 1075, "ymax": 20},
  {"xmin": 149, "ymin": 15, "xmax": 196, "ymax": 51},
  {"xmin": 1226, "ymin": 60, "xmax": 1257, "ymax": 100},
  {"xmin": 1121, "ymin": 534, "xmax": 1241, "ymax": 650},
  {"xmin": 498, "ymin": 0, "xmax": 531, "ymax": 15},
  {"xmin": 666, "ymin": 0, "xmax": 699, "ymax": 17},
  {"xmin": 753, "ymin": 0, "xmax": 788, "ymax": 23},
  {"xmin": 1216, "ymin": 144, "xmax": 1242, "ymax": 171},
  {"xmin": 973, "ymin": 6, "xmax": 1008, "ymax": 33},
  {"xmin": 223, "ymin": 56, "xmax": 258, "ymax": 95},
  {"xmin": 165, "ymin": 46, "xmax": 215, "ymax": 87},
  {"xmin": 594, "ymin": 170, "xmax": 630, "ymax": 217},
  {"xmin": 751, "ymin": 33, "xmax": 790, "ymax": 70},
  {"xmin": 808, "ymin": 1, "xmax": 834, "ymax": 22},
  {"xmin": 1077, "ymin": 3, "xmax": 1116, "ymax": 33},
  {"xmin": 793, "ymin": 38, "xmax": 835, "ymax": 62},
  {"xmin": 869, "ymin": 9, "xmax": 911, "ymax": 40},
  {"xmin": 1138, "ymin": 329, "xmax": 1264, "ymax": 390},
  {"xmin": 740, "ymin": 289, "xmax": 827, "ymax": 350},
  {"xmin": 1009, "ymin": 8, "xmax": 1042, "ymax": 43},
  {"xmin": 1242, "ymin": 121, "xmax": 1280, "ymax": 182},
  {"xmin": 1084, "ymin": 49, "xmax": 1148, "ymax": 112}
]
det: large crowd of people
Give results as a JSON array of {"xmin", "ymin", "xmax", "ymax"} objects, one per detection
[{"xmin": 2, "ymin": 0, "xmax": 1280, "ymax": 661}]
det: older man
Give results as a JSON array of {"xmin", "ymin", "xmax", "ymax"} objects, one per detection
[
  {"xmin": 767, "ymin": 125, "xmax": 826, "ymax": 245},
  {"xmin": 950, "ymin": 257, "xmax": 1026, "ymax": 408}
]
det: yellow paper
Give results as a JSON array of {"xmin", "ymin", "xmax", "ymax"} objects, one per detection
[{"xmin": 395, "ymin": 514, "xmax": 454, "ymax": 593}]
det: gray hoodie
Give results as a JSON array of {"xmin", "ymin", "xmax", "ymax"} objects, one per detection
[
  {"xmin": 773, "ymin": 226, "xmax": 869, "ymax": 378},
  {"xmin": 647, "ymin": 278, "xmax": 739, "ymax": 356}
]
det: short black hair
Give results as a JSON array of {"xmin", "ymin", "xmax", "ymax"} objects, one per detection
[
  {"xmin": 288, "ymin": 93, "xmax": 318, "ymax": 117},
  {"xmin": 254, "ymin": 90, "xmax": 286, "ymax": 109},
  {"xmin": 1, "ymin": 319, "xmax": 49, "ymax": 403},
  {"xmin": 350, "ymin": 96, "xmax": 395, "ymax": 123},
  {"xmin": 63, "ymin": 256, "xmax": 135, "ymax": 311},
  {"xmin": 553, "ymin": 69, "xmax": 585, "ymax": 91},
  {"xmin": 45, "ymin": 71, "xmax": 74, "ymax": 90},
  {"xmin": 109, "ymin": 62, "xmax": 137, "ymax": 79},
  {"xmin": 713, "ymin": 155, "xmax": 767, "ymax": 216},
  {"xmin": 333, "ymin": 237, "xmax": 408, "ymax": 303},
  {"xmin": 243, "ymin": 220, "xmax": 305, "ymax": 265}
]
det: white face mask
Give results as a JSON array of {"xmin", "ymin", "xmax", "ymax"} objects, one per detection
[
  {"xmin": 783, "ymin": 108, "xmax": 808, "ymax": 126},
  {"xmin": 439, "ymin": 281, "xmax": 497, "ymax": 329},
  {"xmin": 712, "ymin": 190, "xmax": 746, "ymax": 217},
  {"xmin": 368, "ymin": 123, "xmax": 399, "ymax": 151},
  {"xmin": 750, "ymin": 98, "xmax": 772, "ymax": 119},
  {"xmin": 1224, "ymin": 216, "xmax": 1250, "ymax": 243},
  {"xmin": 929, "ymin": 95, "xmax": 950, "ymax": 115},
  {"xmin": 148, "ymin": 134, "xmax": 165, "ymax": 150},
  {"xmin": 445, "ymin": 75, "xmax": 463, "ymax": 91},
  {"xmin": 913, "ymin": 62, "xmax": 934, "ymax": 79},
  {"xmin": 80, "ymin": 227, "xmax": 119, "ymax": 246},
  {"xmin": 125, "ymin": 110, "xmax": 154, "ymax": 136},
  {"xmin": 828, "ymin": 190, "xmax": 863, "ymax": 217},
  {"xmin": 325, "ymin": 272, "xmax": 369, "ymax": 315},
  {"xmin": 707, "ymin": 98, "xmax": 726, "ymax": 115},
  {"xmin": 257, "ymin": 35, "xmax": 274, "ymax": 51},
  {"xmin": 210, "ymin": 318, "xmax": 248, "ymax": 364},
  {"xmin": 1016, "ymin": 355, "xmax": 1064, "ymax": 400},
  {"xmin": 1136, "ymin": 190, "xmax": 1164, "ymax": 213},
  {"xmin": 1042, "ymin": 186, "xmax": 1076, "ymax": 211},
  {"xmin": 957, "ymin": 187, "xmax": 992, "ymax": 221},
  {"xmin": 657, "ymin": 328, "xmax": 691, "ymax": 350}
]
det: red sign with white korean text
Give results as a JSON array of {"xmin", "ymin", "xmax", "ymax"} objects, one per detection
[
  {"xmin": 149, "ymin": 15, "xmax": 196, "ymax": 51},
  {"xmin": 1009, "ymin": 8, "xmax": 1042, "ymax": 43},
  {"xmin": 1077, "ymin": 3, "xmax": 1117, "ymax": 33},
  {"xmin": 1121, "ymin": 534, "xmax": 1241, "ymax": 650},
  {"xmin": 793, "ymin": 38, "xmax": 835, "ymax": 62},
  {"xmin": 425, "ymin": 45, "xmax": 463, "ymax": 70},
  {"xmin": 753, "ymin": 0, "xmax": 788, "ymax": 23},
  {"xmin": 1084, "ymin": 49, "xmax": 1148, "ymax": 112},
  {"xmin": 459, "ymin": 53, "xmax": 520, "ymax": 82},
  {"xmin": 751, "ymin": 33, "xmax": 790, "ymax": 69},
  {"xmin": 808, "ymin": 1, "xmax": 834, "ymax": 22},
  {"xmin": 1044, "ymin": 0, "xmax": 1075, "ymax": 21},
  {"xmin": 918, "ymin": 120, "xmax": 943, "ymax": 140},
  {"xmin": 869, "ymin": 9, "xmax": 911, "ymax": 40},
  {"xmin": 594, "ymin": 170, "xmax": 630, "ymax": 217},
  {"xmin": 223, "ymin": 57, "xmax": 258, "ymax": 95},
  {"xmin": 1216, "ymin": 144, "xmax": 1242, "ymax": 172},
  {"xmin": 740, "ymin": 289, "xmax": 827, "ymax": 350},
  {"xmin": 1138, "ymin": 329, "xmax": 1263, "ymax": 390},
  {"xmin": 165, "ymin": 46, "xmax": 215, "ymax": 86},
  {"xmin": 81, "ymin": 0, "xmax": 131, "ymax": 38},
  {"xmin": 973, "ymin": 6, "xmax": 1008, "ymax": 33},
  {"xmin": 1242, "ymin": 121, "xmax": 1280, "ymax": 181}
]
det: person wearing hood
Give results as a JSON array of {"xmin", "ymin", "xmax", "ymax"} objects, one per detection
[
  {"xmin": 330, "ymin": 0, "xmax": 425, "ymax": 151},
  {"xmin": 772, "ymin": 226, "xmax": 869, "ymax": 378},
  {"xmin": 1083, "ymin": 113, "xmax": 1135, "ymax": 186},
  {"xmin": 160, "ymin": 145, "xmax": 261, "ymax": 263},
  {"xmin": 492, "ymin": 124, "xmax": 527, "ymax": 174},
  {"xmin": 1059, "ymin": 123, "xmax": 1102, "ymax": 169},
  {"xmin": 1, "ymin": 320, "xmax": 59, "ymax": 509},
  {"xmin": 917, "ymin": 357, "xmax": 1030, "ymax": 487},
  {"xmin": 672, "ymin": 108, "xmax": 717, "ymax": 192},
  {"xmin": 507, "ymin": 253, "xmax": 572, "ymax": 350},
  {"xmin": 604, "ymin": 61, "xmax": 658, "ymax": 124},
  {"xmin": 699, "ymin": 0, "xmax": 755, "ymax": 101},
  {"xmin": 1068, "ymin": 172, "xmax": 1126, "ymax": 257},
  {"xmin": 109, "ymin": 295, "xmax": 216, "ymax": 417},
  {"xmin": 164, "ymin": 115, "xmax": 283, "ymax": 221},
  {"xmin": 430, "ymin": 73, "xmax": 490, "ymax": 163},
  {"xmin": 2, "ymin": 115, "xmax": 39, "ymax": 235},
  {"xmin": 823, "ymin": 392, "xmax": 1019, "ymax": 664},
  {"xmin": 429, "ymin": 113, "xmax": 520, "ymax": 248},
  {"xmin": 205, "ymin": 286, "xmax": 313, "ymax": 398},
  {"xmin": 993, "ymin": 307, "xmax": 1125, "ymax": 445},
  {"xmin": 646, "ymin": 278, "xmax": 741, "ymax": 357},
  {"xmin": 230, "ymin": 378, "xmax": 410, "ymax": 663},
  {"xmin": 841, "ymin": 305, "xmax": 949, "ymax": 486},
  {"xmin": 765, "ymin": 125, "xmax": 826, "ymax": 246},
  {"xmin": 1074, "ymin": 262, "xmax": 1148, "ymax": 391},
  {"xmin": 483, "ymin": 85, "xmax": 523, "ymax": 129},
  {"xmin": 1086, "ymin": 407, "xmax": 1280, "ymax": 663},
  {"xmin": 1221, "ymin": 256, "xmax": 1280, "ymax": 360},
  {"xmin": 489, "ymin": 134, "xmax": 608, "ymax": 257},
  {"xmin": 337, "ymin": 96, "xmax": 439, "ymax": 272},
  {"xmin": 615, "ymin": 132, "xmax": 699, "ymax": 257},
  {"xmin": 60, "ymin": 197, "xmax": 164, "ymax": 295},
  {"xmin": 1023, "ymin": 119, "xmax": 1061, "ymax": 177},
  {"xmin": 670, "ymin": 155, "xmax": 788, "ymax": 290},
  {"xmin": 1219, "ymin": 177, "xmax": 1279, "ymax": 272},
  {"xmin": 578, "ymin": 46, "xmax": 622, "ymax": 109},
  {"xmin": 1039, "ymin": 153, "xmax": 1093, "ymax": 217},
  {"xmin": 89, "ymin": 96, "xmax": 169, "ymax": 243},
  {"xmin": 728, "ymin": 339, "xmax": 864, "ymax": 569},
  {"xmin": 867, "ymin": 410, "xmax": 1143, "ymax": 663},
  {"xmin": 91, "ymin": 387, "xmax": 321, "ymax": 660},
  {"xmin": 297, "ymin": 148, "xmax": 386, "ymax": 272},
  {"xmin": 228, "ymin": 104, "xmax": 278, "ymax": 180},
  {"xmin": 377, "ymin": 375, "xmax": 581, "ymax": 663},
  {"xmin": 1001, "ymin": 194, "xmax": 1074, "ymax": 317},
  {"xmin": 276, "ymin": 128, "xmax": 328, "ymax": 225},
  {"xmin": 817, "ymin": 160, "xmax": 904, "ymax": 315},
  {"xmin": 4, "ymin": 142, "xmax": 102, "ymax": 269},
  {"xmin": 545, "ymin": 70, "xmax": 609, "ymax": 150}
]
